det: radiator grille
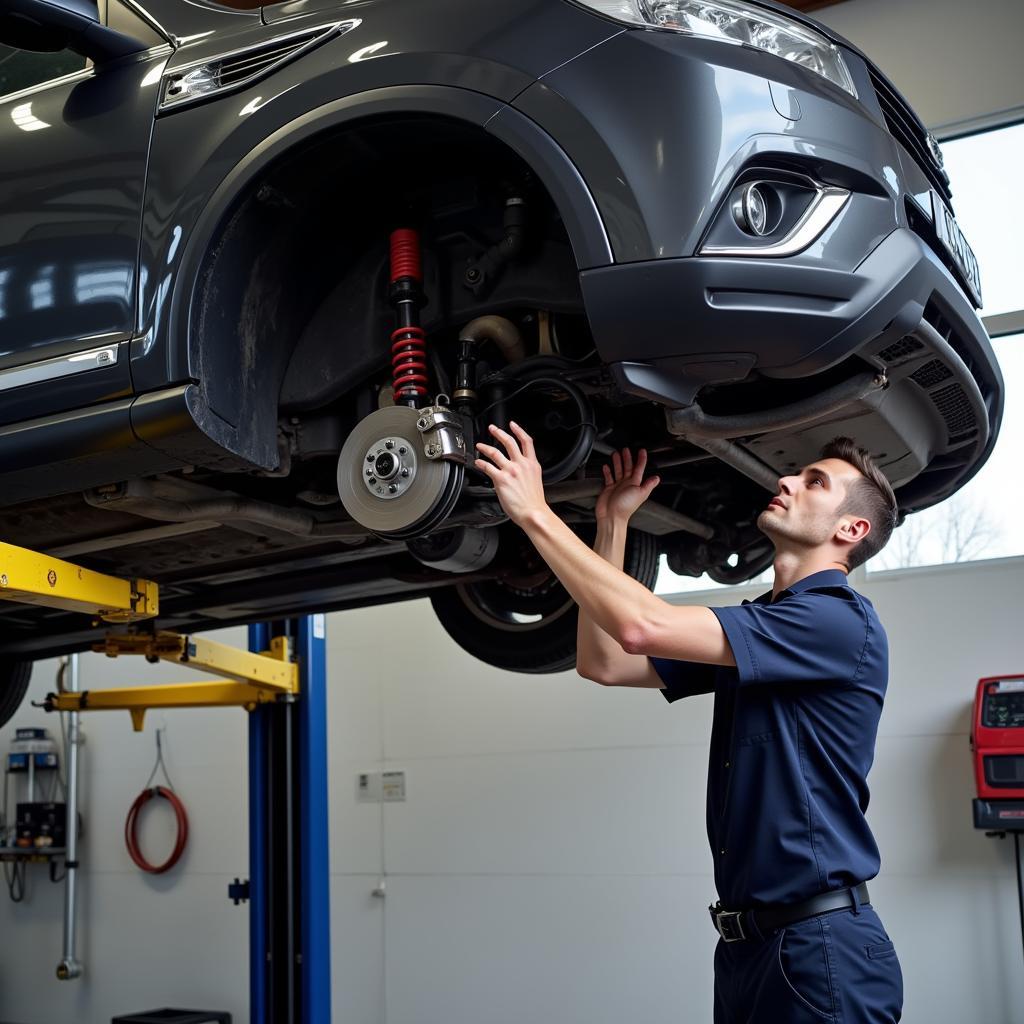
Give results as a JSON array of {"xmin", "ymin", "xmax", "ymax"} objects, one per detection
[
  {"xmin": 878, "ymin": 337, "xmax": 925, "ymax": 365},
  {"xmin": 930, "ymin": 383, "xmax": 978, "ymax": 443},
  {"xmin": 869, "ymin": 68, "xmax": 952, "ymax": 203},
  {"xmin": 910, "ymin": 359, "xmax": 954, "ymax": 389}
]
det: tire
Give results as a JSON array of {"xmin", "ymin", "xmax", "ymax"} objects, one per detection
[
  {"xmin": 0, "ymin": 659, "xmax": 32, "ymax": 729},
  {"xmin": 429, "ymin": 529, "xmax": 659, "ymax": 673},
  {"xmin": 706, "ymin": 542, "xmax": 775, "ymax": 585}
]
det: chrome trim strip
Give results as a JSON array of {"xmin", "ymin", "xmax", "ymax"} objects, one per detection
[
  {"xmin": 170, "ymin": 19, "xmax": 358, "ymax": 68},
  {"xmin": 121, "ymin": 0, "xmax": 176, "ymax": 46},
  {"xmin": 700, "ymin": 186, "xmax": 851, "ymax": 258},
  {"xmin": 159, "ymin": 20, "xmax": 359, "ymax": 112},
  {"xmin": 0, "ymin": 67, "xmax": 95, "ymax": 107},
  {"xmin": 0, "ymin": 42, "xmax": 173, "ymax": 109},
  {"xmin": 0, "ymin": 343, "xmax": 120, "ymax": 393}
]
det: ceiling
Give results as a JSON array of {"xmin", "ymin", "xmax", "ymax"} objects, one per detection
[{"xmin": 780, "ymin": 1, "xmax": 850, "ymax": 11}]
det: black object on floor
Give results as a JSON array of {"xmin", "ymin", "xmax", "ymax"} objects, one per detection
[{"xmin": 111, "ymin": 1011, "xmax": 231, "ymax": 1024}]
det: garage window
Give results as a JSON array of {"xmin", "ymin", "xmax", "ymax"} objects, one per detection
[
  {"xmin": 939, "ymin": 121, "xmax": 1024, "ymax": 322},
  {"xmin": 869, "ymin": 332, "xmax": 1021, "ymax": 572},
  {"xmin": 868, "ymin": 121, "xmax": 1024, "ymax": 573}
]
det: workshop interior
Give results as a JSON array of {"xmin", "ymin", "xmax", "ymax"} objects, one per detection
[{"xmin": 0, "ymin": 0, "xmax": 1021, "ymax": 1021}]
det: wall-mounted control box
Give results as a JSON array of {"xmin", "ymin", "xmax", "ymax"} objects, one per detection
[{"xmin": 357, "ymin": 770, "xmax": 406, "ymax": 802}]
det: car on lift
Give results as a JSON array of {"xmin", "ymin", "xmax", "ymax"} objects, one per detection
[{"xmin": 0, "ymin": 0, "xmax": 1003, "ymax": 724}]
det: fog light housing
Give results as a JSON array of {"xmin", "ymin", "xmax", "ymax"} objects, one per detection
[{"xmin": 732, "ymin": 182, "xmax": 781, "ymax": 236}]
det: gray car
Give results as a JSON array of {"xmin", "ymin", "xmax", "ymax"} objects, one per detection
[{"xmin": 0, "ymin": 0, "xmax": 1003, "ymax": 723}]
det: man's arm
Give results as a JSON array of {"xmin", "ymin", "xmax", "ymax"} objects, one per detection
[
  {"xmin": 576, "ymin": 518, "xmax": 666, "ymax": 688},
  {"xmin": 575, "ymin": 448, "xmax": 666, "ymax": 687},
  {"xmin": 528, "ymin": 504, "xmax": 734, "ymax": 664},
  {"xmin": 475, "ymin": 423, "xmax": 736, "ymax": 668}
]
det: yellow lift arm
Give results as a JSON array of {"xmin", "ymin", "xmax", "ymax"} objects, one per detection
[
  {"xmin": 0, "ymin": 540, "xmax": 158, "ymax": 622},
  {"xmin": 0, "ymin": 540, "xmax": 300, "ymax": 731}
]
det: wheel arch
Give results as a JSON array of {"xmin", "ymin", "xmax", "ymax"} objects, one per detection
[{"xmin": 165, "ymin": 85, "xmax": 614, "ymax": 471}]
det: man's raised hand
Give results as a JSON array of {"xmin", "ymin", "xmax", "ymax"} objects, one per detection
[
  {"xmin": 595, "ymin": 448, "xmax": 660, "ymax": 525},
  {"xmin": 474, "ymin": 421, "xmax": 548, "ymax": 527}
]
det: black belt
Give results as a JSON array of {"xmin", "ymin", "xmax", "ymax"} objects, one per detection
[{"xmin": 708, "ymin": 882, "xmax": 870, "ymax": 943}]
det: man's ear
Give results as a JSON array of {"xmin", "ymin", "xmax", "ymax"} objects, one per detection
[{"xmin": 836, "ymin": 515, "xmax": 871, "ymax": 545}]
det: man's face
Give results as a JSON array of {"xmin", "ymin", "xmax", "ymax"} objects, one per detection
[{"xmin": 757, "ymin": 457, "xmax": 865, "ymax": 550}]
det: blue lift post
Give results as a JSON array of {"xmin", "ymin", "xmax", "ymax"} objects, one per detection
[{"xmin": 248, "ymin": 616, "xmax": 332, "ymax": 1024}]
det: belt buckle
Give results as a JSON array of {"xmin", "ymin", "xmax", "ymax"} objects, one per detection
[{"xmin": 710, "ymin": 905, "xmax": 747, "ymax": 943}]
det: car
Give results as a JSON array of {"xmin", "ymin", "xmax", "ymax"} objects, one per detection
[{"xmin": 0, "ymin": 0, "xmax": 1004, "ymax": 724}]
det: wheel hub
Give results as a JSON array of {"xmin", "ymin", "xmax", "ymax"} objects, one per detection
[
  {"xmin": 338, "ymin": 405, "xmax": 464, "ymax": 539},
  {"xmin": 360, "ymin": 436, "xmax": 417, "ymax": 500}
]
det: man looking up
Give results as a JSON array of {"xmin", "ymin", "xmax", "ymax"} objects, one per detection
[{"xmin": 475, "ymin": 423, "xmax": 903, "ymax": 1023}]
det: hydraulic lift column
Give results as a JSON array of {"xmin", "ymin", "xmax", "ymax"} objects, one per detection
[{"xmin": 248, "ymin": 617, "xmax": 331, "ymax": 1024}]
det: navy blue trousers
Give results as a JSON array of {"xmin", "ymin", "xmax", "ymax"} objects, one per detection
[{"xmin": 713, "ymin": 902, "xmax": 903, "ymax": 1023}]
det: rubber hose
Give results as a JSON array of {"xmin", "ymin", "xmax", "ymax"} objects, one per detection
[
  {"xmin": 493, "ymin": 371, "xmax": 595, "ymax": 484},
  {"xmin": 125, "ymin": 786, "xmax": 189, "ymax": 874}
]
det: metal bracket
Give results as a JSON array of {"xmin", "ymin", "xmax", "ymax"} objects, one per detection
[
  {"xmin": 228, "ymin": 877, "xmax": 251, "ymax": 905},
  {"xmin": 415, "ymin": 401, "xmax": 467, "ymax": 463},
  {"xmin": 47, "ymin": 633, "xmax": 300, "ymax": 731},
  {"xmin": 95, "ymin": 631, "xmax": 297, "ymax": 689}
]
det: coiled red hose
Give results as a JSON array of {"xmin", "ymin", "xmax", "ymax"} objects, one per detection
[
  {"xmin": 389, "ymin": 228, "xmax": 428, "ymax": 402},
  {"xmin": 125, "ymin": 786, "xmax": 189, "ymax": 874}
]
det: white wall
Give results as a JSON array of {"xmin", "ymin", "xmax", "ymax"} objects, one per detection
[
  {"xmin": 331, "ymin": 557, "xmax": 1024, "ymax": 1024},
  {"xmin": 0, "ymin": 628, "xmax": 250, "ymax": 1024},
  {"xmin": 814, "ymin": 0, "xmax": 1024, "ymax": 133},
  {"xmin": 2, "ymin": 557, "xmax": 1023, "ymax": 1023}
]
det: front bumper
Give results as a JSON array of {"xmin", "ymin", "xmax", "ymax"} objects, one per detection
[
  {"xmin": 581, "ymin": 225, "xmax": 998, "ymax": 391},
  {"xmin": 580, "ymin": 227, "xmax": 1002, "ymax": 513},
  {"xmin": 516, "ymin": 21, "xmax": 1002, "ymax": 512}
]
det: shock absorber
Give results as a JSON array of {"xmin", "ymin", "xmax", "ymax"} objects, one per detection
[{"xmin": 389, "ymin": 228, "xmax": 428, "ymax": 407}]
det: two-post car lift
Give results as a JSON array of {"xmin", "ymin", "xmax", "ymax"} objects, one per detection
[{"xmin": 0, "ymin": 540, "xmax": 331, "ymax": 1023}]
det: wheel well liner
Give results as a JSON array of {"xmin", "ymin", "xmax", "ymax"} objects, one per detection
[{"xmin": 170, "ymin": 86, "xmax": 612, "ymax": 470}]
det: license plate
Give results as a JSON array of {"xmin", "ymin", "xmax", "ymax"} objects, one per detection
[{"xmin": 930, "ymin": 192, "xmax": 983, "ymax": 307}]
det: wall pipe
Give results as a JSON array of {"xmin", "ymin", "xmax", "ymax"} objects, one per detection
[{"xmin": 56, "ymin": 653, "xmax": 83, "ymax": 981}]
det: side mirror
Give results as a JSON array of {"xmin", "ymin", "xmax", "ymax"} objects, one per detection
[{"xmin": 0, "ymin": 0, "xmax": 149, "ymax": 64}]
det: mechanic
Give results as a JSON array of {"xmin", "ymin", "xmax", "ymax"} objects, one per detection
[{"xmin": 475, "ymin": 422, "xmax": 903, "ymax": 1023}]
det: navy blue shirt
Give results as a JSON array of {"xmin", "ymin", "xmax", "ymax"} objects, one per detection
[{"xmin": 652, "ymin": 569, "xmax": 887, "ymax": 909}]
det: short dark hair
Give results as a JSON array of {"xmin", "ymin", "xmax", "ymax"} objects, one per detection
[{"xmin": 819, "ymin": 436, "xmax": 898, "ymax": 570}]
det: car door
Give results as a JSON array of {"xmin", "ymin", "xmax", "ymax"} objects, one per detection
[{"xmin": 0, "ymin": 0, "xmax": 171, "ymax": 427}]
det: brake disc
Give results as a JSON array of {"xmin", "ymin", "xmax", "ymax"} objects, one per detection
[{"xmin": 337, "ymin": 405, "xmax": 463, "ymax": 539}]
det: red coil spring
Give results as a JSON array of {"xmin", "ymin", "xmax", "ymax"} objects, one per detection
[
  {"xmin": 391, "ymin": 325, "xmax": 428, "ymax": 399},
  {"xmin": 389, "ymin": 229, "xmax": 427, "ymax": 400}
]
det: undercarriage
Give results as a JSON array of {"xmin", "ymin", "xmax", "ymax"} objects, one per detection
[{"xmin": 0, "ymin": 123, "xmax": 997, "ymax": 673}]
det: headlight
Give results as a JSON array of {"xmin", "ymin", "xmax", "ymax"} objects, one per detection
[{"xmin": 576, "ymin": 0, "xmax": 857, "ymax": 97}]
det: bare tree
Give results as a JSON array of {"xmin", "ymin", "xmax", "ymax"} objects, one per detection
[
  {"xmin": 940, "ymin": 493, "xmax": 1000, "ymax": 561},
  {"xmin": 876, "ymin": 492, "xmax": 999, "ymax": 570},
  {"xmin": 877, "ymin": 512, "xmax": 928, "ymax": 571}
]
